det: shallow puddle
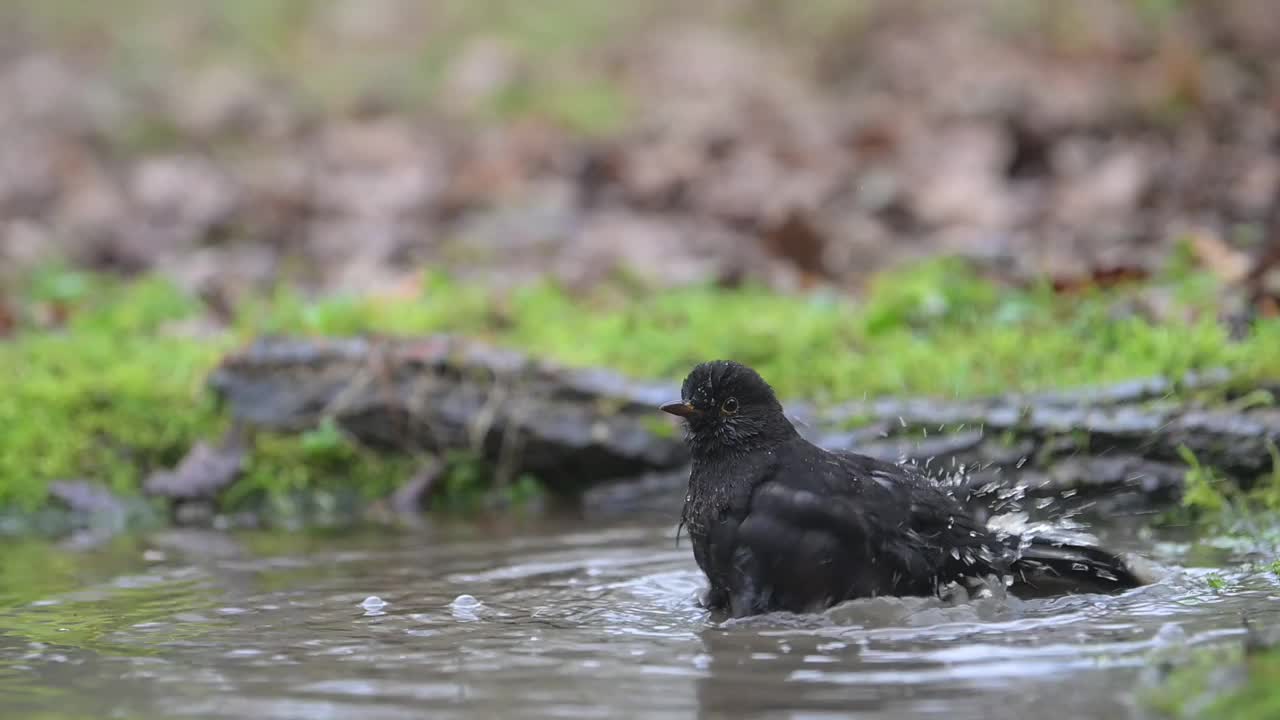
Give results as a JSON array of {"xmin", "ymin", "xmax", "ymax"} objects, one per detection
[{"xmin": 0, "ymin": 515, "xmax": 1277, "ymax": 719}]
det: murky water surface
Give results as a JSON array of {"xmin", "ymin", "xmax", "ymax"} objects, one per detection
[{"xmin": 1, "ymin": 515, "xmax": 1277, "ymax": 719}]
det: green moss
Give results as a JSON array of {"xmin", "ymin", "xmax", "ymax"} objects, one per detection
[
  {"xmin": 429, "ymin": 451, "xmax": 545, "ymax": 514},
  {"xmin": 222, "ymin": 424, "xmax": 418, "ymax": 510},
  {"xmin": 0, "ymin": 274, "xmax": 226, "ymax": 509},
  {"xmin": 1177, "ymin": 445, "xmax": 1235, "ymax": 517},
  {"xmin": 513, "ymin": 262, "xmax": 1272, "ymax": 403},
  {"xmin": 4, "ymin": 257, "xmax": 1280, "ymax": 518},
  {"xmin": 1165, "ymin": 443, "xmax": 1280, "ymax": 531}
]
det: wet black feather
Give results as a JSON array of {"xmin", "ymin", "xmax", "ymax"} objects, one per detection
[{"xmin": 670, "ymin": 360, "xmax": 1146, "ymax": 618}]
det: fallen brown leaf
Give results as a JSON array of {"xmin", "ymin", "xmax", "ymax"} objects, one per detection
[
  {"xmin": 1190, "ymin": 231, "xmax": 1251, "ymax": 283},
  {"xmin": 1051, "ymin": 266, "xmax": 1150, "ymax": 294}
]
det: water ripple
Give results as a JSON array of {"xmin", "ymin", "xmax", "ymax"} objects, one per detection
[{"xmin": 0, "ymin": 521, "xmax": 1274, "ymax": 719}]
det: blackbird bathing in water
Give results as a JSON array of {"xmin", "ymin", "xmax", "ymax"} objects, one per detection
[{"xmin": 661, "ymin": 360, "xmax": 1149, "ymax": 618}]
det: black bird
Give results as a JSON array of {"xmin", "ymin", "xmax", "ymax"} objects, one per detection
[{"xmin": 661, "ymin": 360, "xmax": 1149, "ymax": 618}]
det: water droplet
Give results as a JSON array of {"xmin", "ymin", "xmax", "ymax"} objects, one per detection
[
  {"xmin": 360, "ymin": 596, "xmax": 388, "ymax": 615},
  {"xmin": 450, "ymin": 594, "xmax": 483, "ymax": 622}
]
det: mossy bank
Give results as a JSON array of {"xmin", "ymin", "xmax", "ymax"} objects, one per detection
[{"xmin": 4, "ymin": 256, "xmax": 1280, "ymax": 524}]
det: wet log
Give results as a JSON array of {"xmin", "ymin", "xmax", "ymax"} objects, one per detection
[
  {"xmin": 208, "ymin": 335, "xmax": 688, "ymax": 493},
  {"xmin": 207, "ymin": 335, "xmax": 1280, "ymax": 509},
  {"xmin": 820, "ymin": 397, "xmax": 1280, "ymax": 481}
]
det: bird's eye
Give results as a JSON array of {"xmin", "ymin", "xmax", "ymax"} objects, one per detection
[{"xmin": 721, "ymin": 397, "xmax": 739, "ymax": 415}]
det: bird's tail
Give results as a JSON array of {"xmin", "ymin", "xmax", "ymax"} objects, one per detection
[{"xmin": 1008, "ymin": 536, "xmax": 1154, "ymax": 597}]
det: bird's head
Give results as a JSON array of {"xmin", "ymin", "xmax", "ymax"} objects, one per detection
[{"xmin": 661, "ymin": 360, "xmax": 794, "ymax": 454}]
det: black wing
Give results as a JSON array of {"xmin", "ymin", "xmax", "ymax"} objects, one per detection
[{"xmin": 734, "ymin": 443, "xmax": 1013, "ymax": 611}]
